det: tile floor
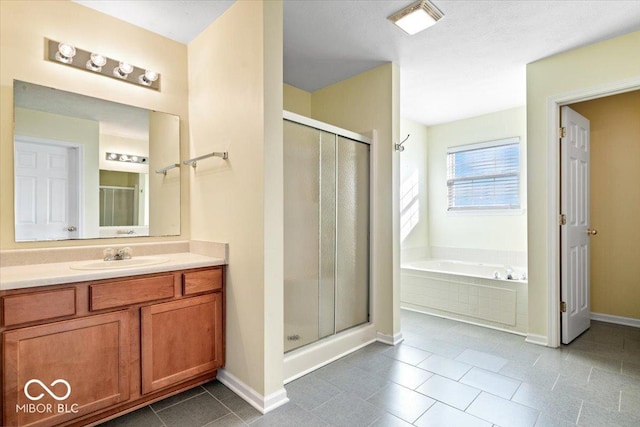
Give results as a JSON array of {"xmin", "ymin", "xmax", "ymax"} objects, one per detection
[{"xmin": 99, "ymin": 310, "xmax": 640, "ymax": 427}]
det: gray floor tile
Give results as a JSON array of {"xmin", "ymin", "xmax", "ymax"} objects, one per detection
[
  {"xmin": 466, "ymin": 392, "xmax": 539, "ymax": 427},
  {"xmin": 285, "ymin": 373, "xmax": 342, "ymax": 411},
  {"xmin": 366, "ymin": 383, "xmax": 435, "ymax": 423},
  {"xmin": 150, "ymin": 386, "xmax": 206, "ymax": 412},
  {"xmin": 155, "ymin": 392, "xmax": 230, "ymax": 427},
  {"xmin": 203, "ymin": 413, "xmax": 247, "ymax": 427},
  {"xmin": 415, "ymin": 374, "xmax": 480, "ymax": 410},
  {"xmin": 620, "ymin": 388, "xmax": 640, "ymax": 418},
  {"xmin": 460, "ymin": 367, "xmax": 522, "ymax": 399},
  {"xmin": 251, "ymin": 402, "xmax": 327, "ymax": 427},
  {"xmin": 312, "ymin": 392, "xmax": 384, "ymax": 427},
  {"xmin": 533, "ymin": 413, "xmax": 578, "ymax": 427},
  {"xmin": 374, "ymin": 359, "xmax": 433, "ymax": 389},
  {"xmin": 553, "ymin": 376, "xmax": 620, "ymax": 411},
  {"xmin": 622, "ymin": 360, "xmax": 640, "ymax": 379},
  {"xmin": 382, "ymin": 343, "xmax": 431, "ymax": 365},
  {"xmin": 511, "ymin": 382, "xmax": 582, "ymax": 424},
  {"xmin": 414, "ymin": 402, "xmax": 491, "ymax": 427},
  {"xmin": 577, "ymin": 401, "xmax": 640, "ymax": 427},
  {"xmin": 203, "ymin": 380, "xmax": 240, "ymax": 402},
  {"xmin": 455, "ymin": 348, "xmax": 509, "ymax": 372},
  {"xmin": 417, "ymin": 353, "xmax": 472, "ymax": 380},
  {"xmin": 369, "ymin": 412, "xmax": 414, "ymax": 426},
  {"xmin": 218, "ymin": 393, "xmax": 262, "ymax": 423},
  {"xmin": 343, "ymin": 347, "xmax": 397, "ymax": 374},
  {"xmin": 98, "ymin": 406, "xmax": 164, "ymax": 427},
  {"xmin": 313, "ymin": 359, "xmax": 389, "ymax": 400},
  {"xmin": 566, "ymin": 349, "xmax": 622, "ymax": 374},
  {"xmin": 405, "ymin": 336, "xmax": 466, "ymax": 359}
]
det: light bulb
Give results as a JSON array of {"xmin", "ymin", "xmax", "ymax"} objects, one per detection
[
  {"xmin": 113, "ymin": 61, "xmax": 134, "ymax": 78},
  {"xmin": 86, "ymin": 53, "xmax": 107, "ymax": 71},
  {"xmin": 138, "ymin": 70, "xmax": 159, "ymax": 86},
  {"xmin": 55, "ymin": 43, "xmax": 76, "ymax": 64}
]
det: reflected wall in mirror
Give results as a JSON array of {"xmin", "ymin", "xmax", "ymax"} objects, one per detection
[{"xmin": 13, "ymin": 80, "xmax": 181, "ymax": 242}]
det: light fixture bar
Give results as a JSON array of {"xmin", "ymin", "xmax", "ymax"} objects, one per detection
[
  {"xmin": 388, "ymin": 0, "xmax": 444, "ymax": 35},
  {"xmin": 46, "ymin": 39, "xmax": 160, "ymax": 90},
  {"xmin": 106, "ymin": 152, "xmax": 148, "ymax": 164}
]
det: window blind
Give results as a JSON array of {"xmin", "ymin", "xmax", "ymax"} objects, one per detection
[{"xmin": 447, "ymin": 138, "xmax": 520, "ymax": 210}]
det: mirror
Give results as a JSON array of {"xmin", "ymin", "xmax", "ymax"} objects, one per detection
[{"xmin": 13, "ymin": 80, "xmax": 181, "ymax": 242}]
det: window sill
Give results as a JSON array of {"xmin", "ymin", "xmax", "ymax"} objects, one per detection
[{"xmin": 446, "ymin": 208, "xmax": 526, "ymax": 217}]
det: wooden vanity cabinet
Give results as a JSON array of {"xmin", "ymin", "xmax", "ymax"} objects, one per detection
[{"xmin": 0, "ymin": 265, "xmax": 225, "ymax": 427}]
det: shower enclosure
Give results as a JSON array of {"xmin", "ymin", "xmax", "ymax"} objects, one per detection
[{"xmin": 284, "ymin": 112, "xmax": 370, "ymax": 353}]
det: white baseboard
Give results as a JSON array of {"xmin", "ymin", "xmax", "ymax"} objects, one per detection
[
  {"xmin": 216, "ymin": 369, "xmax": 289, "ymax": 414},
  {"xmin": 376, "ymin": 331, "xmax": 404, "ymax": 345},
  {"xmin": 591, "ymin": 312, "xmax": 640, "ymax": 328},
  {"xmin": 525, "ymin": 333, "xmax": 549, "ymax": 347}
]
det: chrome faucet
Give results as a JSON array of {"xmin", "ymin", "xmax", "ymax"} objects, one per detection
[{"xmin": 103, "ymin": 247, "xmax": 132, "ymax": 261}]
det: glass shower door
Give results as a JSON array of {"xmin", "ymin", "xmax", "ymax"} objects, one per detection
[{"xmin": 284, "ymin": 119, "xmax": 370, "ymax": 352}]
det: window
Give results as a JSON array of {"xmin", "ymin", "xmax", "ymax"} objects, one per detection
[{"xmin": 447, "ymin": 137, "xmax": 520, "ymax": 211}]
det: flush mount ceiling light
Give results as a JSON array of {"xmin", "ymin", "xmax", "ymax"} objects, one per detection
[
  {"xmin": 46, "ymin": 38, "xmax": 160, "ymax": 90},
  {"xmin": 106, "ymin": 152, "xmax": 148, "ymax": 164},
  {"xmin": 388, "ymin": 0, "xmax": 444, "ymax": 35}
]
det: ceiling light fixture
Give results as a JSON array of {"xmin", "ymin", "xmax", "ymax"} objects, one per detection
[
  {"xmin": 106, "ymin": 152, "xmax": 148, "ymax": 164},
  {"xmin": 46, "ymin": 38, "xmax": 161, "ymax": 90},
  {"xmin": 388, "ymin": 0, "xmax": 444, "ymax": 35}
]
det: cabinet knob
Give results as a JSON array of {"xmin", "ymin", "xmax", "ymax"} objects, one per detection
[
  {"xmin": 67, "ymin": 226, "xmax": 77, "ymax": 232},
  {"xmin": 587, "ymin": 228, "xmax": 598, "ymax": 236}
]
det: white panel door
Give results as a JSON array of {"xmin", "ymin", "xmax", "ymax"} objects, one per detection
[
  {"xmin": 15, "ymin": 140, "xmax": 79, "ymax": 241},
  {"xmin": 561, "ymin": 106, "xmax": 592, "ymax": 344}
]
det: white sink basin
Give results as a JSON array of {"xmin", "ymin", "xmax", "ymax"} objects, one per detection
[{"xmin": 70, "ymin": 257, "xmax": 169, "ymax": 270}]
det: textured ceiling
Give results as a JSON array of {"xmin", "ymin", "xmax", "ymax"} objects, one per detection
[{"xmin": 74, "ymin": 0, "xmax": 640, "ymax": 125}]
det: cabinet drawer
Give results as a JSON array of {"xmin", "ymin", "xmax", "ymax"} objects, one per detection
[
  {"xmin": 90, "ymin": 274, "xmax": 175, "ymax": 311},
  {"xmin": 2, "ymin": 288, "xmax": 76, "ymax": 326},
  {"xmin": 183, "ymin": 268, "xmax": 223, "ymax": 295}
]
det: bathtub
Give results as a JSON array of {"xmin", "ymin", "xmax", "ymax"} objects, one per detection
[{"xmin": 401, "ymin": 259, "xmax": 528, "ymax": 334}]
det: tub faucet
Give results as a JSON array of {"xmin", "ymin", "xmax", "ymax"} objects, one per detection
[{"xmin": 505, "ymin": 267, "xmax": 514, "ymax": 280}]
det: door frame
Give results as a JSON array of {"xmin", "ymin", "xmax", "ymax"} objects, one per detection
[
  {"xmin": 14, "ymin": 135, "xmax": 85, "ymax": 239},
  {"xmin": 545, "ymin": 77, "xmax": 640, "ymax": 348}
]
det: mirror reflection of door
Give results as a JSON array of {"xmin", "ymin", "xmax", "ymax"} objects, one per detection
[{"xmin": 14, "ymin": 138, "xmax": 81, "ymax": 241}]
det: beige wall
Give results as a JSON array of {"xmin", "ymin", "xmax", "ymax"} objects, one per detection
[
  {"xmin": 526, "ymin": 31, "xmax": 640, "ymax": 340},
  {"xmin": 427, "ymin": 107, "xmax": 527, "ymax": 254},
  {"xmin": 0, "ymin": 0, "xmax": 189, "ymax": 249},
  {"xmin": 571, "ymin": 91, "xmax": 640, "ymax": 320},
  {"xmin": 283, "ymin": 83, "xmax": 311, "ymax": 116},
  {"xmin": 311, "ymin": 63, "xmax": 401, "ymax": 339},
  {"xmin": 188, "ymin": 0, "xmax": 284, "ymax": 398},
  {"xmin": 399, "ymin": 119, "xmax": 429, "ymax": 256}
]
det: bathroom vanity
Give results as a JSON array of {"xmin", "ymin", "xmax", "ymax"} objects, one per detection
[{"xmin": 0, "ymin": 261, "xmax": 225, "ymax": 427}]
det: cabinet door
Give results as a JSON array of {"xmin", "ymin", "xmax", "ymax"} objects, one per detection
[
  {"xmin": 141, "ymin": 293, "xmax": 223, "ymax": 394},
  {"xmin": 3, "ymin": 311, "xmax": 130, "ymax": 427}
]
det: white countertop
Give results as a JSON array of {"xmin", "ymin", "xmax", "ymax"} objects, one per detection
[{"xmin": 0, "ymin": 252, "xmax": 225, "ymax": 291}]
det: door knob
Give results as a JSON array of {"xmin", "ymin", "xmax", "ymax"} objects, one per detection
[
  {"xmin": 67, "ymin": 226, "xmax": 77, "ymax": 232},
  {"xmin": 587, "ymin": 228, "xmax": 597, "ymax": 236}
]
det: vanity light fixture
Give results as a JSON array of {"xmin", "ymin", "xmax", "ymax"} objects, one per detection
[
  {"xmin": 388, "ymin": 0, "xmax": 444, "ymax": 35},
  {"xmin": 46, "ymin": 38, "xmax": 161, "ymax": 90},
  {"xmin": 106, "ymin": 152, "xmax": 148, "ymax": 164}
]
